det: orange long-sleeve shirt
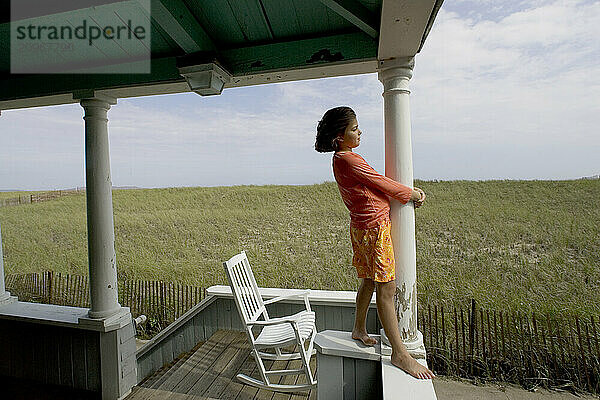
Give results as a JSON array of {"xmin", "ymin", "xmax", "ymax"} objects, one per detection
[{"xmin": 332, "ymin": 151, "xmax": 413, "ymax": 229}]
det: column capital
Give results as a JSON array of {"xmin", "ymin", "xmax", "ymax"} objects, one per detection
[
  {"xmin": 378, "ymin": 56, "xmax": 415, "ymax": 69},
  {"xmin": 80, "ymin": 97, "xmax": 116, "ymax": 110},
  {"xmin": 74, "ymin": 90, "xmax": 117, "ymax": 106},
  {"xmin": 377, "ymin": 57, "xmax": 415, "ymax": 84},
  {"xmin": 80, "ymin": 97, "xmax": 116, "ymax": 123}
]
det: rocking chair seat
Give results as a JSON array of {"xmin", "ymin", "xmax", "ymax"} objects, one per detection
[{"xmin": 254, "ymin": 310, "xmax": 316, "ymax": 348}]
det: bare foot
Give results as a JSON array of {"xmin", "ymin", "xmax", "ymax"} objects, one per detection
[
  {"xmin": 352, "ymin": 329, "xmax": 377, "ymax": 346},
  {"xmin": 391, "ymin": 351, "xmax": 435, "ymax": 379}
]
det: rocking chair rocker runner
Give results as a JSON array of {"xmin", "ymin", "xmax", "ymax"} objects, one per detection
[{"xmin": 223, "ymin": 251, "xmax": 317, "ymax": 392}]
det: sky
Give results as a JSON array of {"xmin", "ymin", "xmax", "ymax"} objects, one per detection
[{"xmin": 1, "ymin": 0, "xmax": 599, "ymax": 190}]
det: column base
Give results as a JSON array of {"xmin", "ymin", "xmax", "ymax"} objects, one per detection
[
  {"xmin": 0, "ymin": 292, "xmax": 17, "ymax": 305},
  {"xmin": 380, "ymin": 328, "xmax": 427, "ymax": 359},
  {"xmin": 87, "ymin": 303, "xmax": 123, "ymax": 319},
  {"xmin": 117, "ymin": 388, "xmax": 133, "ymax": 400},
  {"xmin": 79, "ymin": 307, "xmax": 132, "ymax": 332}
]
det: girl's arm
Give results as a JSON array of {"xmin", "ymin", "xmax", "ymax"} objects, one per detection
[{"xmin": 341, "ymin": 154, "xmax": 422, "ymax": 204}]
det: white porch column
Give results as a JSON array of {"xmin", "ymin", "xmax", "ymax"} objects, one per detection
[
  {"xmin": 0, "ymin": 223, "xmax": 15, "ymax": 304},
  {"xmin": 80, "ymin": 97, "xmax": 122, "ymax": 319},
  {"xmin": 378, "ymin": 57, "xmax": 425, "ymax": 357}
]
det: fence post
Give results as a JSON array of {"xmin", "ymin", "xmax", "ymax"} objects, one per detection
[
  {"xmin": 33, "ymin": 272, "xmax": 38, "ymax": 298},
  {"xmin": 434, "ymin": 304, "xmax": 439, "ymax": 351},
  {"xmin": 0, "ymin": 222, "xmax": 14, "ymax": 303},
  {"xmin": 454, "ymin": 307, "xmax": 460, "ymax": 374},
  {"xmin": 186, "ymin": 285, "xmax": 190, "ymax": 312},
  {"xmin": 592, "ymin": 316, "xmax": 599, "ymax": 359},
  {"xmin": 492, "ymin": 311, "xmax": 498, "ymax": 376},
  {"xmin": 576, "ymin": 317, "xmax": 591, "ymax": 391},
  {"xmin": 525, "ymin": 313, "xmax": 535, "ymax": 380},
  {"xmin": 500, "ymin": 311, "xmax": 506, "ymax": 363},
  {"xmin": 178, "ymin": 283, "xmax": 182, "ymax": 318},
  {"xmin": 517, "ymin": 312, "xmax": 526, "ymax": 377},
  {"xmin": 427, "ymin": 304, "xmax": 434, "ymax": 370},
  {"xmin": 469, "ymin": 299, "xmax": 476, "ymax": 376},
  {"xmin": 480, "ymin": 309, "xmax": 486, "ymax": 366},
  {"xmin": 48, "ymin": 271, "xmax": 54, "ymax": 303},
  {"xmin": 440, "ymin": 305, "xmax": 447, "ymax": 374}
]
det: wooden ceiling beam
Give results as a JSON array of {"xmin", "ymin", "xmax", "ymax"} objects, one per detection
[
  {"xmin": 318, "ymin": 0, "xmax": 379, "ymax": 38},
  {"xmin": 150, "ymin": 0, "xmax": 215, "ymax": 53},
  {"xmin": 217, "ymin": 32, "xmax": 377, "ymax": 75}
]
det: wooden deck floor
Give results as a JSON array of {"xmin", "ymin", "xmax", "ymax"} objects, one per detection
[{"xmin": 127, "ymin": 330, "xmax": 317, "ymax": 400}]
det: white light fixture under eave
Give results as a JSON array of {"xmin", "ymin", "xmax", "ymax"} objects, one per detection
[{"xmin": 178, "ymin": 63, "xmax": 232, "ymax": 96}]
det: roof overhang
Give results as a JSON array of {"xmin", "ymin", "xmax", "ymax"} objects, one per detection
[{"xmin": 0, "ymin": 0, "xmax": 443, "ymax": 111}]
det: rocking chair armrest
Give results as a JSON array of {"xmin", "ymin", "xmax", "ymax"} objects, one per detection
[
  {"xmin": 263, "ymin": 290, "xmax": 312, "ymax": 311},
  {"xmin": 247, "ymin": 315, "xmax": 301, "ymax": 327}
]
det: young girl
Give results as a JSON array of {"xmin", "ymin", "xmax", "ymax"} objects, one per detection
[{"xmin": 315, "ymin": 106, "xmax": 435, "ymax": 380}]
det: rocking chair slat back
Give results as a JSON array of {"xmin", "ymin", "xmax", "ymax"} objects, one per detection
[{"xmin": 224, "ymin": 251, "xmax": 267, "ymax": 324}]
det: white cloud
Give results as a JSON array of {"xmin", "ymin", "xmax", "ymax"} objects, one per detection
[{"xmin": 413, "ymin": 0, "xmax": 600, "ymax": 149}]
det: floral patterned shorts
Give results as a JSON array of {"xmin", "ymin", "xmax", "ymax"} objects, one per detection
[{"xmin": 350, "ymin": 219, "xmax": 396, "ymax": 283}]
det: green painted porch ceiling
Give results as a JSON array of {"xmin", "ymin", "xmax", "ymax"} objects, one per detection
[{"xmin": 0, "ymin": 0, "xmax": 442, "ymax": 106}]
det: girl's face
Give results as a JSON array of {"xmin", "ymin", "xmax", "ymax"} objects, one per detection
[{"xmin": 337, "ymin": 117, "xmax": 361, "ymax": 151}]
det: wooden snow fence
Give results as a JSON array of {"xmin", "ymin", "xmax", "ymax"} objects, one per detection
[
  {"xmin": 421, "ymin": 299, "xmax": 600, "ymax": 393},
  {"xmin": 5, "ymin": 271, "xmax": 206, "ymax": 335},
  {"xmin": 0, "ymin": 195, "xmax": 31, "ymax": 207},
  {"xmin": 0, "ymin": 189, "xmax": 83, "ymax": 208}
]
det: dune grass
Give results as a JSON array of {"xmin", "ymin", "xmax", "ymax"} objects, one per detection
[{"xmin": 0, "ymin": 180, "xmax": 598, "ymax": 317}]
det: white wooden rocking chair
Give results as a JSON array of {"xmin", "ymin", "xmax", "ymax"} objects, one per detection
[{"xmin": 223, "ymin": 251, "xmax": 317, "ymax": 392}]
